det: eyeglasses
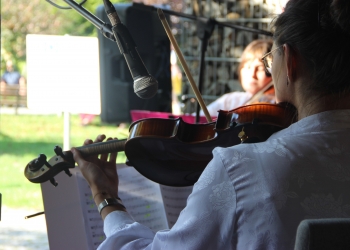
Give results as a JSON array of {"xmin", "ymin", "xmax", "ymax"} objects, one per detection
[{"xmin": 261, "ymin": 45, "xmax": 282, "ymax": 74}]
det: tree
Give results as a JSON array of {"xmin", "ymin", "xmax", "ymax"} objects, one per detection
[{"xmin": 1, "ymin": 0, "xmax": 127, "ymax": 75}]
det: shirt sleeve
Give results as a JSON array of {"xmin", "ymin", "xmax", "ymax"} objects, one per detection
[
  {"xmin": 99, "ymin": 149, "xmax": 237, "ymax": 250},
  {"xmin": 202, "ymin": 91, "xmax": 252, "ymax": 116}
]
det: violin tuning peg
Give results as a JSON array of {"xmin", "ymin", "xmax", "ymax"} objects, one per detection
[
  {"xmin": 54, "ymin": 146, "xmax": 65, "ymax": 159},
  {"xmin": 64, "ymin": 169, "xmax": 72, "ymax": 177},
  {"xmin": 36, "ymin": 153, "xmax": 52, "ymax": 168},
  {"xmin": 37, "ymin": 154, "xmax": 47, "ymax": 164},
  {"xmin": 50, "ymin": 178, "xmax": 58, "ymax": 187},
  {"xmin": 35, "ymin": 154, "xmax": 52, "ymax": 168},
  {"xmin": 29, "ymin": 154, "xmax": 47, "ymax": 172}
]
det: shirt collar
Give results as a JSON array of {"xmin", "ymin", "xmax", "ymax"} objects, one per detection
[{"xmin": 269, "ymin": 109, "xmax": 350, "ymax": 139}]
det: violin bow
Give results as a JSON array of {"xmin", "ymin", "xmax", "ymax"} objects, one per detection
[
  {"xmin": 157, "ymin": 9, "xmax": 212, "ymax": 123},
  {"xmin": 244, "ymin": 81, "xmax": 275, "ymax": 105}
]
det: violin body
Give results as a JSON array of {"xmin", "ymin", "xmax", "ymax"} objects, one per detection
[
  {"xmin": 125, "ymin": 103, "xmax": 296, "ymax": 186},
  {"xmin": 24, "ymin": 103, "xmax": 296, "ymax": 187}
]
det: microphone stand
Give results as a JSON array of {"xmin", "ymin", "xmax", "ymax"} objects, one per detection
[
  {"xmin": 133, "ymin": 3, "xmax": 272, "ymax": 123},
  {"xmin": 61, "ymin": 0, "xmax": 115, "ymax": 42}
]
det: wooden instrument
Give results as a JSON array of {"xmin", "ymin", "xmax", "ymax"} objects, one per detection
[{"xmin": 24, "ymin": 103, "xmax": 296, "ymax": 187}]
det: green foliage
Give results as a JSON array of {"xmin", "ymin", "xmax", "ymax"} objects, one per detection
[
  {"xmin": 1, "ymin": 0, "xmax": 68, "ymax": 73},
  {"xmin": 1, "ymin": 0, "xmax": 130, "ymax": 75},
  {"xmin": 0, "ymin": 114, "xmax": 129, "ymax": 210}
]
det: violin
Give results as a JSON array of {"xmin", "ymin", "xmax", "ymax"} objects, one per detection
[{"xmin": 24, "ymin": 103, "xmax": 296, "ymax": 187}]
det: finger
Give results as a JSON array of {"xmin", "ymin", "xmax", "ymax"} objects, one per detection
[
  {"xmin": 83, "ymin": 139, "xmax": 93, "ymax": 146},
  {"xmin": 71, "ymin": 148, "xmax": 86, "ymax": 166},
  {"xmin": 83, "ymin": 139, "xmax": 98, "ymax": 160},
  {"xmin": 100, "ymin": 137, "xmax": 113, "ymax": 162},
  {"xmin": 94, "ymin": 134, "xmax": 106, "ymax": 143},
  {"xmin": 109, "ymin": 151, "xmax": 117, "ymax": 164},
  {"xmin": 108, "ymin": 137, "xmax": 118, "ymax": 163},
  {"xmin": 71, "ymin": 148, "xmax": 100, "ymax": 188}
]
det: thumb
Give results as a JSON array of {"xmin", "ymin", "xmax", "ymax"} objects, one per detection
[{"xmin": 71, "ymin": 148, "xmax": 85, "ymax": 166}]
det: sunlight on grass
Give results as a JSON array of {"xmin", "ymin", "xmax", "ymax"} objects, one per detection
[{"xmin": 0, "ymin": 114, "xmax": 129, "ymax": 210}]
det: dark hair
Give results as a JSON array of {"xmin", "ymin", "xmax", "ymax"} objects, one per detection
[
  {"xmin": 271, "ymin": 0, "xmax": 350, "ymax": 95},
  {"xmin": 238, "ymin": 39, "xmax": 273, "ymax": 82}
]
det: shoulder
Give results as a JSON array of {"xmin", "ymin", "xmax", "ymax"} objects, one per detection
[
  {"xmin": 212, "ymin": 138, "xmax": 293, "ymax": 179},
  {"xmin": 213, "ymin": 144, "xmax": 258, "ymax": 169}
]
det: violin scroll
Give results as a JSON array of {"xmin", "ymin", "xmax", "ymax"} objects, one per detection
[
  {"xmin": 24, "ymin": 146, "xmax": 75, "ymax": 186},
  {"xmin": 24, "ymin": 139, "xmax": 126, "ymax": 186}
]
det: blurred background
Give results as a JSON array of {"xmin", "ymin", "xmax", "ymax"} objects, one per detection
[
  {"xmin": 0, "ymin": 0, "xmax": 286, "ymax": 249},
  {"xmin": 1, "ymin": 0, "xmax": 287, "ymax": 119}
]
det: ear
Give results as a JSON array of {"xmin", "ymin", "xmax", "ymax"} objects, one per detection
[{"xmin": 283, "ymin": 44, "xmax": 297, "ymax": 83}]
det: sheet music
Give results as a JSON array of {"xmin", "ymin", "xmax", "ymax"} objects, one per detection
[
  {"xmin": 117, "ymin": 164, "xmax": 169, "ymax": 231},
  {"xmin": 159, "ymin": 185, "xmax": 193, "ymax": 228},
  {"xmin": 75, "ymin": 171, "xmax": 105, "ymax": 249},
  {"xmin": 75, "ymin": 164, "xmax": 170, "ymax": 249},
  {"xmin": 42, "ymin": 164, "xmax": 191, "ymax": 249},
  {"xmin": 42, "ymin": 169, "xmax": 99, "ymax": 250}
]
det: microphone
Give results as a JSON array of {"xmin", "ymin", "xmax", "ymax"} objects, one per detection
[{"xmin": 103, "ymin": 0, "xmax": 158, "ymax": 99}]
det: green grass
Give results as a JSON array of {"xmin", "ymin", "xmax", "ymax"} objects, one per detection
[{"xmin": 0, "ymin": 113, "xmax": 129, "ymax": 210}]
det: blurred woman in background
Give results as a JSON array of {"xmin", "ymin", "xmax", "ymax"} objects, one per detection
[{"xmin": 204, "ymin": 39, "xmax": 274, "ymax": 116}]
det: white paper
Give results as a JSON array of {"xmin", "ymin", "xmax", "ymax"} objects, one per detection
[
  {"xmin": 117, "ymin": 164, "xmax": 169, "ymax": 231},
  {"xmin": 75, "ymin": 171, "xmax": 105, "ymax": 249},
  {"xmin": 42, "ymin": 164, "xmax": 193, "ymax": 249},
  {"xmin": 26, "ymin": 34, "xmax": 101, "ymax": 114},
  {"xmin": 41, "ymin": 169, "xmax": 95, "ymax": 250},
  {"xmin": 159, "ymin": 185, "xmax": 193, "ymax": 228}
]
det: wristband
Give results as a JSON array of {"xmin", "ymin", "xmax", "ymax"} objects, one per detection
[{"xmin": 97, "ymin": 197, "xmax": 125, "ymax": 214}]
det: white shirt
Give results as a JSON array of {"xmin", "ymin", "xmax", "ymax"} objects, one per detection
[
  {"xmin": 203, "ymin": 92, "xmax": 252, "ymax": 117},
  {"xmin": 99, "ymin": 109, "xmax": 350, "ymax": 250}
]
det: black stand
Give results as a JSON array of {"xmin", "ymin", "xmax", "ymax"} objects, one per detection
[{"xmin": 195, "ymin": 18, "xmax": 215, "ymax": 123}]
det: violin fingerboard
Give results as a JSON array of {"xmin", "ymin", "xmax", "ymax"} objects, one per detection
[{"xmin": 76, "ymin": 139, "xmax": 126, "ymax": 155}]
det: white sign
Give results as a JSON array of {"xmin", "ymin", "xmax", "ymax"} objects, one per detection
[{"xmin": 26, "ymin": 34, "xmax": 101, "ymax": 114}]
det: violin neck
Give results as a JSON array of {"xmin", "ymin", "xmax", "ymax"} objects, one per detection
[{"xmin": 75, "ymin": 139, "xmax": 126, "ymax": 156}]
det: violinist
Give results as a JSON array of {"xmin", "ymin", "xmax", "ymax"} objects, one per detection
[
  {"xmin": 203, "ymin": 39, "xmax": 275, "ymax": 117},
  {"xmin": 71, "ymin": 0, "xmax": 350, "ymax": 249}
]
